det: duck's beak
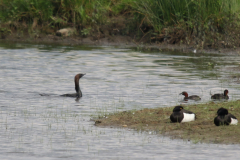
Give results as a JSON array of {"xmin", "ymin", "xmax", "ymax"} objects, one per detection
[{"xmin": 179, "ymin": 93, "xmax": 183, "ymax": 95}]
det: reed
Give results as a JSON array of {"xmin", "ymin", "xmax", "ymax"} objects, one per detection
[
  {"xmin": 1, "ymin": 0, "xmax": 239, "ymax": 28},
  {"xmin": 0, "ymin": 0, "xmax": 240, "ymax": 44},
  {"xmin": 130, "ymin": 0, "xmax": 240, "ymax": 32}
]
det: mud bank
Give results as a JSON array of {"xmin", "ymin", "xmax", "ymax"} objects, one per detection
[{"xmin": 1, "ymin": 33, "xmax": 240, "ymax": 55}]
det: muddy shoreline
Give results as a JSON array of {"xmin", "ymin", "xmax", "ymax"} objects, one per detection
[{"xmin": 1, "ymin": 34, "xmax": 240, "ymax": 55}]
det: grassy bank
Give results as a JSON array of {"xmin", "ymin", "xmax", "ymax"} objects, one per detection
[
  {"xmin": 95, "ymin": 100, "xmax": 240, "ymax": 144},
  {"xmin": 1, "ymin": 0, "xmax": 240, "ymax": 49}
]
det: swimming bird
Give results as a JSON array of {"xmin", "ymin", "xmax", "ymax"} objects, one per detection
[
  {"xmin": 170, "ymin": 106, "xmax": 196, "ymax": 123},
  {"xmin": 211, "ymin": 89, "xmax": 229, "ymax": 100},
  {"xmin": 214, "ymin": 107, "xmax": 238, "ymax": 126},
  {"xmin": 179, "ymin": 91, "xmax": 201, "ymax": 101},
  {"xmin": 61, "ymin": 73, "xmax": 85, "ymax": 98}
]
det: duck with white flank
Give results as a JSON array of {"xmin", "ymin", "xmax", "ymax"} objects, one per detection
[
  {"xmin": 211, "ymin": 89, "xmax": 229, "ymax": 100},
  {"xmin": 61, "ymin": 73, "xmax": 85, "ymax": 98},
  {"xmin": 179, "ymin": 91, "xmax": 201, "ymax": 101},
  {"xmin": 214, "ymin": 107, "xmax": 238, "ymax": 126},
  {"xmin": 170, "ymin": 106, "xmax": 196, "ymax": 123}
]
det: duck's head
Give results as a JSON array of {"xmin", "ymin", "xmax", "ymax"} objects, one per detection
[
  {"xmin": 224, "ymin": 89, "xmax": 229, "ymax": 96},
  {"xmin": 217, "ymin": 107, "xmax": 228, "ymax": 116},
  {"xmin": 180, "ymin": 91, "xmax": 188, "ymax": 97},
  {"xmin": 173, "ymin": 106, "xmax": 184, "ymax": 112}
]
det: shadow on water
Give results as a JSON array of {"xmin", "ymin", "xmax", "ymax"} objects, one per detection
[{"xmin": 1, "ymin": 42, "xmax": 240, "ymax": 159}]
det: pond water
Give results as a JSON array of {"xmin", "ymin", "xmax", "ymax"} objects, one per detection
[{"xmin": 0, "ymin": 42, "xmax": 240, "ymax": 159}]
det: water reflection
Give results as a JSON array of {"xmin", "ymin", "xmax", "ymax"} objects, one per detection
[{"xmin": 0, "ymin": 42, "xmax": 240, "ymax": 159}]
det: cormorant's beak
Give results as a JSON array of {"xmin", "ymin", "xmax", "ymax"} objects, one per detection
[{"xmin": 80, "ymin": 73, "xmax": 86, "ymax": 78}]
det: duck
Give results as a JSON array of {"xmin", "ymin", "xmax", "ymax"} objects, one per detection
[
  {"xmin": 211, "ymin": 89, "xmax": 229, "ymax": 100},
  {"xmin": 170, "ymin": 106, "xmax": 196, "ymax": 123},
  {"xmin": 60, "ymin": 73, "xmax": 85, "ymax": 98},
  {"xmin": 214, "ymin": 107, "xmax": 238, "ymax": 126},
  {"xmin": 179, "ymin": 91, "xmax": 201, "ymax": 101}
]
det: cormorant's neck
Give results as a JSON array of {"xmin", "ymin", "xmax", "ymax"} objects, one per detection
[
  {"xmin": 75, "ymin": 78, "xmax": 82, "ymax": 98},
  {"xmin": 75, "ymin": 85, "xmax": 82, "ymax": 98}
]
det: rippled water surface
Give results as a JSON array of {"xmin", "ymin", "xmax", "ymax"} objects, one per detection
[{"xmin": 1, "ymin": 42, "xmax": 240, "ymax": 159}]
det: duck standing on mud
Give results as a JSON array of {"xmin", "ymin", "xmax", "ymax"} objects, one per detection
[
  {"xmin": 61, "ymin": 73, "xmax": 85, "ymax": 98},
  {"xmin": 170, "ymin": 106, "xmax": 196, "ymax": 123},
  {"xmin": 211, "ymin": 89, "xmax": 229, "ymax": 100},
  {"xmin": 179, "ymin": 91, "xmax": 201, "ymax": 101},
  {"xmin": 214, "ymin": 107, "xmax": 238, "ymax": 126}
]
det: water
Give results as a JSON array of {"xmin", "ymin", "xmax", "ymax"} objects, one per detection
[{"xmin": 0, "ymin": 42, "xmax": 240, "ymax": 159}]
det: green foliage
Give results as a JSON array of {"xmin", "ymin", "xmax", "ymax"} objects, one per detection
[
  {"xmin": 81, "ymin": 27, "xmax": 92, "ymax": 36},
  {"xmin": 0, "ymin": 27, "xmax": 12, "ymax": 38},
  {"xmin": 130, "ymin": 0, "xmax": 240, "ymax": 32},
  {"xmin": 0, "ymin": 0, "xmax": 53, "ymax": 22},
  {"xmin": 0, "ymin": 0, "xmax": 110, "ymax": 26},
  {"xmin": 0, "ymin": 27, "xmax": 11, "ymax": 33},
  {"xmin": 0, "ymin": 0, "xmax": 240, "ymax": 34}
]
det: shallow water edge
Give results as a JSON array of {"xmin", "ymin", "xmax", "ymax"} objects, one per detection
[{"xmin": 1, "ymin": 35, "xmax": 240, "ymax": 56}]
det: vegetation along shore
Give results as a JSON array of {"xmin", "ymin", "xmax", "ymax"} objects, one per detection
[
  {"xmin": 1, "ymin": 0, "xmax": 240, "ymax": 52},
  {"xmin": 95, "ymin": 100, "xmax": 240, "ymax": 144}
]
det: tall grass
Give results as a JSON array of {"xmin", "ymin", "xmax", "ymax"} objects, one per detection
[
  {"xmin": 0, "ymin": 0, "xmax": 53, "ymax": 22},
  {"xmin": 0, "ymin": 0, "xmax": 240, "ymax": 34},
  {"xmin": 0, "ymin": 0, "xmax": 111, "ymax": 26},
  {"xmin": 131, "ymin": 0, "xmax": 240, "ymax": 32}
]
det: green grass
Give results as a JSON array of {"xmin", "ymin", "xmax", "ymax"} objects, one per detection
[
  {"xmin": 96, "ymin": 100, "xmax": 240, "ymax": 144},
  {"xmin": 1, "ymin": 0, "xmax": 240, "ymax": 30},
  {"xmin": 1, "ymin": 0, "xmax": 240, "ymax": 47},
  {"xmin": 131, "ymin": 0, "xmax": 240, "ymax": 30}
]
